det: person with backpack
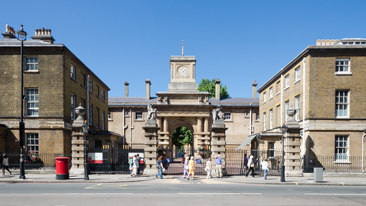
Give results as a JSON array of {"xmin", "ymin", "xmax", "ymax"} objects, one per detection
[
  {"xmin": 2, "ymin": 153, "xmax": 11, "ymax": 175},
  {"xmin": 245, "ymin": 155, "xmax": 255, "ymax": 177},
  {"xmin": 156, "ymin": 156, "xmax": 164, "ymax": 179}
]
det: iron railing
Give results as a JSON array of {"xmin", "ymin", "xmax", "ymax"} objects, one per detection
[
  {"xmin": 302, "ymin": 156, "xmax": 365, "ymax": 173},
  {"xmin": 7, "ymin": 153, "xmax": 71, "ymax": 169}
]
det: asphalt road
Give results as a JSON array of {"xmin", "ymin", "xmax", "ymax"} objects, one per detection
[{"xmin": 1, "ymin": 179, "xmax": 366, "ymax": 206}]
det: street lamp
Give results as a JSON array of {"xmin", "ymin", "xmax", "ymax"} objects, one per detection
[
  {"xmin": 17, "ymin": 25, "xmax": 27, "ymax": 180},
  {"xmin": 82, "ymin": 122, "xmax": 89, "ymax": 180},
  {"xmin": 280, "ymin": 124, "xmax": 288, "ymax": 182}
]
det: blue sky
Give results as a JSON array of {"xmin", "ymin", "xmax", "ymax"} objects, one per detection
[{"xmin": 2, "ymin": 1, "xmax": 366, "ymax": 98}]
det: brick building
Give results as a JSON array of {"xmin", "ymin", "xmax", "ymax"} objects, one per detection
[
  {"xmin": 0, "ymin": 25, "xmax": 111, "ymax": 157},
  {"xmin": 257, "ymin": 39, "xmax": 366, "ymax": 166}
]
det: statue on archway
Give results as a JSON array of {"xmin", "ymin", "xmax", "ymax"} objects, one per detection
[
  {"xmin": 146, "ymin": 103, "xmax": 157, "ymax": 120},
  {"xmin": 212, "ymin": 105, "xmax": 224, "ymax": 121}
]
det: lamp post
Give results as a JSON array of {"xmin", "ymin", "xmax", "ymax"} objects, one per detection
[
  {"xmin": 17, "ymin": 25, "xmax": 27, "ymax": 180},
  {"xmin": 280, "ymin": 124, "xmax": 288, "ymax": 182},
  {"xmin": 82, "ymin": 122, "xmax": 89, "ymax": 180}
]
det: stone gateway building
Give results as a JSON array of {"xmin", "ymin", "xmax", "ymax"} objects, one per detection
[{"xmin": 109, "ymin": 54, "xmax": 260, "ymax": 174}]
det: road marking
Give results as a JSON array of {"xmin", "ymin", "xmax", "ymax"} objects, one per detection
[
  {"xmin": 295, "ymin": 182, "xmax": 298, "ymax": 185},
  {"xmin": 178, "ymin": 193, "xmax": 261, "ymax": 195},
  {"xmin": 305, "ymin": 193, "xmax": 366, "ymax": 196},
  {"xmin": 340, "ymin": 182, "xmax": 345, "ymax": 186}
]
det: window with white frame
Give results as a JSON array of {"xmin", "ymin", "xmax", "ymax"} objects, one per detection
[
  {"xmin": 224, "ymin": 112, "xmax": 231, "ymax": 121},
  {"xmin": 89, "ymin": 79, "xmax": 93, "ymax": 92},
  {"xmin": 295, "ymin": 66, "xmax": 301, "ymax": 82},
  {"xmin": 335, "ymin": 135, "xmax": 348, "ymax": 161},
  {"xmin": 263, "ymin": 92, "xmax": 267, "ymax": 103},
  {"xmin": 336, "ymin": 59, "xmax": 350, "ymax": 73},
  {"xmin": 268, "ymin": 142, "xmax": 275, "ymax": 158},
  {"xmin": 26, "ymin": 133, "xmax": 39, "ymax": 153},
  {"xmin": 89, "ymin": 103, "xmax": 93, "ymax": 126},
  {"xmin": 102, "ymin": 90, "xmax": 105, "ymax": 101},
  {"xmin": 71, "ymin": 93, "xmax": 76, "ymax": 120},
  {"xmin": 256, "ymin": 113, "xmax": 260, "ymax": 121},
  {"xmin": 285, "ymin": 74, "xmax": 290, "ymax": 88},
  {"xmin": 295, "ymin": 95, "xmax": 300, "ymax": 121},
  {"xmin": 136, "ymin": 112, "xmax": 143, "ymax": 120},
  {"xmin": 102, "ymin": 111, "xmax": 105, "ymax": 130},
  {"xmin": 263, "ymin": 112, "xmax": 266, "ymax": 131},
  {"xmin": 26, "ymin": 88, "xmax": 39, "ymax": 116},
  {"xmin": 96, "ymin": 85, "xmax": 100, "ymax": 97},
  {"xmin": 269, "ymin": 87, "xmax": 273, "ymax": 99},
  {"xmin": 335, "ymin": 90, "xmax": 349, "ymax": 117},
  {"xmin": 108, "ymin": 111, "xmax": 112, "ymax": 120},
  {"xmin": 25, "ymin": 57, "xmax": 38, "ymax": 71},
  {"xmin": 285, "ymin": 100, "xmax": 289, "ymax": 121},
  {"xmin": 269, "ymin": 109, "xmax": 273, "ymax": 129},
  {"xmin": 71, "ymin": 65, "xmax": 76, "ymax": 80}
]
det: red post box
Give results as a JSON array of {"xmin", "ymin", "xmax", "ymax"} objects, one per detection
[{"xmin": 55, "ymin": 157, "xmax": 70, "ymax": 180}]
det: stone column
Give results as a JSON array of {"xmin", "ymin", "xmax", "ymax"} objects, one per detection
[
  {"xmin": 143, "ymin": 106, "xmax": 160, "ymax": 176},
  {"xmin": 70, "ymin": 104, "xmax": 87, "ymax": 175},
  {"xmin": 211, "ymin": 106, "xmax": 228, "ymax": 175},
  {"xmin": 284, "ymin": 108, "xmax": 303, "ymax": 177}
]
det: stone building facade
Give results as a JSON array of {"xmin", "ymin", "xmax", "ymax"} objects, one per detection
[
  {"xmin": 0, "ymin": 25, "xmax": 111, "ymax": 156},
  {"xmin": 108, "ymin": 54, "xmax": 260, "ymax": 164},
  {"xmin": 257, "ymin": 38, "xmax": 366, "ymax": 165}
]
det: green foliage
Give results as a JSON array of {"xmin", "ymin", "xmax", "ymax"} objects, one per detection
[
  {"xmin": 198, "ymin": 78, "xmax": 229, "ymax": 99},
  {"xmin": 172, "ymin": 127, "xmax": 192, "ymax": 149}
]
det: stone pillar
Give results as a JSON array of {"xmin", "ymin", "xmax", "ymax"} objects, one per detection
[
  {"xmin": 197, "ymin": 117, "xmax": 202, "ymax": 133},
  {"xmin": 284, "ymin": 108, "xmax": 303, "ymax": 177},
  {"xmin": 70, "ymin": 104, "xmax": 87, "ymax": 175},
  {"xmin": 143, "ymin": 113, "xmax": 160, "ymax": 175},
  {"xmin": 211, "ymin": 106, "xmax": 228, "ymax": 175}
]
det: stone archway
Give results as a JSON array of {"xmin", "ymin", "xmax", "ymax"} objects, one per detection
[{"xmin": 168, "ymin": 118, "xmax": 195, "ymax": 158}]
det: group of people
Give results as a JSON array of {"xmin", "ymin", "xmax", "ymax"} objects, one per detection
[
  {"xmin": 129, "ymin": 154, "xmax": 142, "ymax": 178},
  {"xmin": 182, "ymin": 155, "xmax": 223, "ymax": 180},
  {"xmin": 245, "ymin": 155, "xmax": 269, "ymax": 180},
  {"xmin": 0, "ymin": 152, "xmax": 11, "ymax": 176}
]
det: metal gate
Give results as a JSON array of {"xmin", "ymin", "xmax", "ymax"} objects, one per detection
[{"xmin": 89, "ymin": 147, "xmax": 144, "ymax": 174}]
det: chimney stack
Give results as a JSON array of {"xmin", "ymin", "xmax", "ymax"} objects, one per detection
[
  {"xmin": 145, "ymin": 79, "xmax": 151, "ymax": 100},
  {"xmin": 31, "ymin": 27, "xmax": 55, "ymax": 44},
  {"xmin": 124, "ymin": 81, "xmax": 129, "ymax": 97},
  {"xmin": 2, "ymin": 24, "xmax": 16, "ymax": 39},
  {"xmin": 215, "ymin": 79, "xmax": 221, "ymax": 100},
  {"xmin": 252, "ymin": 80, "xmax": 258, "ymax": 98}
]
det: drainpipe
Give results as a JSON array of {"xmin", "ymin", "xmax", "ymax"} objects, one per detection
[
  {"xmin": 250, "ymin": 103, "xmax": 253, "ymax": 135},
  {"xmin": 87, "ymin": 75, "xmax": 90, "ymax": 124},
  {"xmin": 362, "ymin": 130, "xmax": 366, "ymax": 173},
  {"xmin": 122, "ymin": 106, "xmax": 125, "ymax": 148},
  {"xmin": 302, "ymin": 57, "xmax": 306, "ymax": 156},
  {"xmin": 280, "ymin": 74, "xmax": 283, "ymax": 125},
  {"xmin": 130, "ymin": 108, "xmax": 132, "ymax": 148}
]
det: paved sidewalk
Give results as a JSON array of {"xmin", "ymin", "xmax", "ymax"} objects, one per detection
[{"xmin": 1, "ymin": 171, "xmax": 365, "ymax": 186}]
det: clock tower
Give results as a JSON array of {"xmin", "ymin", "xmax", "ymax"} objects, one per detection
[{"xmin": 168, "ymin": 56, "xmax": 198, "ymax": 91}]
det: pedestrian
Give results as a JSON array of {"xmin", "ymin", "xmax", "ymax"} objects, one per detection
[
  {"xmin": 182, "ymin": 156, "xmax": 189, "ymax": 178},
  {"xmin": 245, "ymin": 155, "xmax": 255, "ymax": 177},
  {"xmin": 205, "ymin": 158, "xmax": 212, "ymax": 179},
  {"xmin": 2, "ymin": 153, "xmax": 11, "ymax": 175},
  {"xmin": 136, "ymin": 154, "xmax": 141, "ymax": 175},
  {"xmin": 0, "ymin": 152, "xmax": 3, "ymax": 175},
  {"xmin": 156, "ymin": 156, "xmax": 164, "ymax": 179},
  {"xmin": 261, "ymin": 158, "xmax": 269, "ymax": 180},
  {"xmin": 187, "ymin": 156, "xmax": 195, "ymax": 180},
  {"xmin": 128, "ymin": 156, "xmax": 133, "ymax": 175},
  {"xmin": 131, "ymin": 155, "xmax": 139, "ymax": 177},
  {"xmin": 215, "ymin": 155, "xmax": 223, "ymax": 178}
]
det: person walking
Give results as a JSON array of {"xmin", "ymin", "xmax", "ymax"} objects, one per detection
[
  {"xmin": 261, "ymin": 158, "xmax": 269, "ymax": 180},
  {"xmin": 156, "ymin": 156, "xmax": 164, "ymax": 179},
  {"xmin": 136, "ymin": 154, "xmax": 141, "ymax": 175},
  {"xmin": 245, "ymin": 155, "xmax": 255, "ymax": 177},
  {"xmin": 182, "ymin": 156, "xmax": 189, "ymax": 178},
  {"xmin": 215, "ymin": 155, "xmax": 223, "ymax": 178},
  {"xmin": 2, "ymin": 153, "xmax": 11, "ymax": 175},
  {"xmin": 131, "ymin": 155, "xmax": 139, "ymax": 177},
  {"xmin": 205, "ymin": 158, "xmax": 212, "ymax": 179},
  {"xmin": 187, "ymin": 156, "xmax": 195, "ymax": 180}
]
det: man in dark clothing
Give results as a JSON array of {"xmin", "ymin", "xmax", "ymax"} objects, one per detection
[
  {"xmin": 136, "ymin": 154, "xmax": 141, "ymax": 175},
  {"xmin": 0, "ymin": 152, "xmax": 3, "ymax": 175}
]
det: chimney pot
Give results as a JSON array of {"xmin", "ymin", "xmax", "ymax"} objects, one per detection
[
  {"xmin": 124, "ymin": 81, "xmax": 129, "ymax": 97},
  {"xmin": 215, "ymin": 79, "xmax": 221, "ymax": 100},
  {"xmin": 252, "ymin": 80, "xmax": 257, "ymax": 98},
  {"xmin": 145, "ymin": 79, "xmax": 151, "ymax": 100}
]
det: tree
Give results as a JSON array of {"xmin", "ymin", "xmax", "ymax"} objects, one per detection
[
  {"xmin": 198, "ymin": 78, "xmax": 229, "ymax": 99},
  {"xmin": 172, "ymin": 127, "xmax": 192, "ymax": 149}
]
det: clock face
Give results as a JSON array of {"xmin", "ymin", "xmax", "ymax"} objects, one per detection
[{"xmin": 178, "ymin": 67, "xmax": 188, "ymax": 77}]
